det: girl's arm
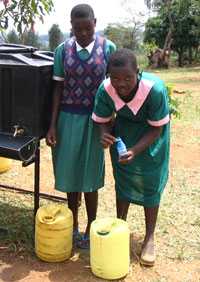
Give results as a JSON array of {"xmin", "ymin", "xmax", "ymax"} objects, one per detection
[
  {"xmin": 98, "ymin": 122, "xmax": 116, "ymax": 148},
  {"xmin": 119, "ymin": 126, "xmax": 162, "ymax": 164},
  {"xmin": 132, "ymin": 126, "xmax": 162, "ymax": 156},
  {"xmin": 46, "ymin": 81, "xmax": 64, "ymax": 146}
]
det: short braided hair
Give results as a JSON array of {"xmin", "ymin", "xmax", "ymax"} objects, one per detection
[
  {"xmin": 71, "ymin": 4, "xmax": 95, "ymax": 20},
  {"xmin": 107, "ymin": 48, "xmax": 138, "ymax": 73}
]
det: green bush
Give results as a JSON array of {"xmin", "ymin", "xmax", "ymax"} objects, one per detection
[{"xmin": 166, "ymin": 83, "xmax": 181, "ymax": 118}]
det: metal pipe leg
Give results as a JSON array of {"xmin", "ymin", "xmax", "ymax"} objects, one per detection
[{"xmin": 34, "ymin": 141, "xmax": 40, "ymax": 218}]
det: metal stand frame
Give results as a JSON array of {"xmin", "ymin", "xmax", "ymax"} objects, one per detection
[
  {"xmin": 0, "ymin": 140, "xmax": 67, "ymax": 218},
  {"xmin": 34, "ymin": 141, "xmax": 40, "ymax": 216}
]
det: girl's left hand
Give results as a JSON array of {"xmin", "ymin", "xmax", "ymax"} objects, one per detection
[{"xmin": 118, "ymin": 149, "xmax": 135, "ymax": 164}]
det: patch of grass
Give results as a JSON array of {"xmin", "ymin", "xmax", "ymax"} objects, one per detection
[
  {"xmin": 0, "ymin": 192, "xmax": 34, "ymax": 253},
  {"xmin": 0, "ymin": 191, "xmax": 52, "ymax": 254},
  {"xmin": 152, "ymin": 67, "xmax": 200, "ymax": 125},
  {"xmin": 137, "ymin": 54, "xmax": 149, "ymax": 70}
]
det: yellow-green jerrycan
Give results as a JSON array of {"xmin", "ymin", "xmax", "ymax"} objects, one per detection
[
  {"xmin": 90, "ymin": 218, "xmax": 130, "ymax": 280},
  {"xmin": 0, "ymin": 157, "xmax": 12, "ymax": 173},
  {"xmin": 35, "ymin": 204, "xmax": 73, "ymax": 262}
]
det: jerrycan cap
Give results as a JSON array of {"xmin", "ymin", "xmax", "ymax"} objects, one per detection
[
  {"xmin": 97, "ymin": 230, "xmax": 110, "ymax": 236},
  {"xmin": 43, "ymin": 215, "xmax": 54, "ymax": 222},
  {"xmin": 96, "ymin": 220, "xmax": 118, "ymax": 236}
]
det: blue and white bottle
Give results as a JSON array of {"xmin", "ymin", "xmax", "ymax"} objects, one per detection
[{"xmin": 115, "ymin": 137, "xmax": 127, "ymax": 158}]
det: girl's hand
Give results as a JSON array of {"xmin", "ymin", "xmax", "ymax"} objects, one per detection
[
  {"xmin": 118, "ymin": 149, "xmax": 135, "ymax": 164},
  {"xmin": 100, "ymin": 133, "xmax": 116, "ymax": 148},
  {"xmin": 46, "ymin": 126, "xmax": 57, "ymax": 147}
]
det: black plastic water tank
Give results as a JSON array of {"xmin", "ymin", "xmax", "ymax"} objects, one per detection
[{"xmin": 0, "ymin": 44, "xmax": 54, "ymax": 138}]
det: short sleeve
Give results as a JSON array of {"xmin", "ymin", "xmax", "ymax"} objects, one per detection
[
  {"xmin": 105, "ymin": 39, "xmax": 116, "ymax": 54},
  {"xmin": 92, "ymin": 83, "xmax": 115, "ymax": 123},
  {"xmin": 104, "ymin": 39, "xmax": 117, "ymax": 62},
  {"xmin": 147, "ymin": 83, "xmax": 170, "ymax": 127},
  {"xmin": 53, "ymin": 43, "xmax": 65, "ymax": 81}
]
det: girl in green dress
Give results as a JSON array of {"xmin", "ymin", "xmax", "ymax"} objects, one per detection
[
  {"xmin": 46, "ymin": 4, "xmax": 116, "ymax": 249},
  {"xmin": 92, "ymin": 48, "xmax": 170, "ymax": 265}
]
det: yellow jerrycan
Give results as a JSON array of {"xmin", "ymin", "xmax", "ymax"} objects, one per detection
[
  {"xmin": 0, "ymin": 157, "xmax": 12, "ymax": 173},
  {"xmin": 90, "ymin": 218, "xmax": 130, "ymax": 280},
  {"xmin": 35, "ymin": 203, "xmax": 73, "ymax": 262}
]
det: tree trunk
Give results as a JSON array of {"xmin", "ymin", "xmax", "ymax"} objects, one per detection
[
  {"xmin": 148, "ymin": 29, "xmax": 172, "ymax": 69},
  {"xmin": 177, "ymin": 50, "xmax": 183, "ymax": 67},
  {"xmin": 147, "ymin": 0, "xmax": 174, "ymax": 69},
  {"xmin": 194, "ymin": 47, "xmax": 199, "ymax": 60},
  {"xmin": 160, "ymin": 28, "xmax": 173, "ymax": 68},
  {"xmin": 188, "ymin": 47, "xmax": 193, "ymax": 65}
]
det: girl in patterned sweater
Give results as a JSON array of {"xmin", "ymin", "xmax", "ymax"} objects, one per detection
[{"xmin": 46, "ymin": 4, "xmax": 116, "ymax": 249}]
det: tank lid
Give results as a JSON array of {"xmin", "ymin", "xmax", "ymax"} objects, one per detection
[
  {"xmin": 0, "ymin": 43, "xmax": 37, "ymax": 53},
  {"xmin": 0, "ymin": 53, "xmax": 53, "ymax": 66}
]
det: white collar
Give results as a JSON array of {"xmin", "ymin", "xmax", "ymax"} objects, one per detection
[{"xmin": 75, "ymin": 40, "xmax": 95, "ymax": 54}]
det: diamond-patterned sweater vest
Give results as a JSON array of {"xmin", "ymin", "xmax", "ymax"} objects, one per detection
[{"xmin": 61, "ymin": 36, "xmax": 107, "ymax": 114}]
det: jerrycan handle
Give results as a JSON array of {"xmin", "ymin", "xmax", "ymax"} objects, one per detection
[{"xmin": 43, "ymin": 207, "xmax": 61, "ymax": 223}]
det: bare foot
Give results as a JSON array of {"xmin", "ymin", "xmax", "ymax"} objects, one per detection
[{"xmin": 140, "ymin": 237, "xmax": 155, "ymax": 266}]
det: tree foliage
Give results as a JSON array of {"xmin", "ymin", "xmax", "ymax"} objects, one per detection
[
  {"xmin": 6, "ymin": 29, "xmax": 20, "ymax": 44},
  {"xmin": 144, "ymin": 17, "xmax": 167, "ymax": 48},
  {"xmin": 104, "ymin": 24, "xmax": 139, "ymax": 50},
  {"xmin": 6, "ymin": 28, "xmax": 43, "ymax": 49},
  {"xmin": 144, "ymin": 0, "xmax": 200, "ymax": 66},
  {"xmin": 104, "ymin": 1, "xmax": 144, "ymax": 50},
  {"xmin": 144, "ymin": 0, "xmax": 152, "ymax": 10},
  {"xmin": 48, "ymin": 24, "xmax": 63, "ymax": 51},
  {"xmin": 145, "ymin": 0, "xmax": 172, "ymax": 10},
  {"xmin": 23, "ymin": 30, "xmax": 41, "ymax": 48},
  {"xmin": 0, "ymin": 0, "xmax": 54, "ymax": 35}
]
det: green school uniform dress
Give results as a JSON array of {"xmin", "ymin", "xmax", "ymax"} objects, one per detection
[
  {"xmin": 52, "ymin": 36, "xmax": 116, "ymax": 193},
  {"xmin": 92, "ymin": 72, "xmax": 170, "ymax": 207}
]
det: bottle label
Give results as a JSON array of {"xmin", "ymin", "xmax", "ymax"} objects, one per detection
[{"xmin": 116, "ymin": 137, "xmax": 127, "ymax": 157}]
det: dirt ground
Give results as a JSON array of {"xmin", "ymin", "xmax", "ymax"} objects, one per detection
[
  {"xmin": 0, "ymin": 125, "xmax": 199, "ymax": 282},
  {"xmin": 0, "ymin": 251, "xmax": 200, "ymax": 282},
  {"xmin": 0, "ymin": 78, "xmax": 200, "ymax": 281}
]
